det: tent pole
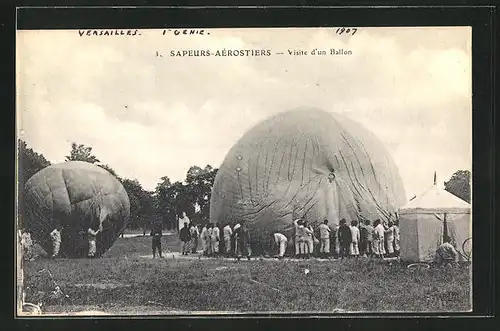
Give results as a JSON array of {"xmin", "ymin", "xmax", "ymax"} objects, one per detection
[{"xmin": 443, "ymin": 213, "xmax": 448, "ymax": 241}]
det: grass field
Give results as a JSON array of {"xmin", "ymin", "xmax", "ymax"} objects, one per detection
[{"xmin": 22, "ymin": 234, "xmax": 472, "ymax": 314}]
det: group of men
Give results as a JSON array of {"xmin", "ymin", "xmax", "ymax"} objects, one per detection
[
  {"xmin": 267, "ymin": 217, "xmax": 401, "ymax": 259},
  {"xmin": 172, "ymin": 216, "xmax": 402, "ymax": 261},
  {"xmin": 334, "ymin": 218, "xmax": 401, "ymax": 259},
  {"xmin": 19, "ymin": 222, "xmax": 103, "ymax": 259},
  {"xmin": 178, "ymin": 221, "xmax": 252, "ymax": 260}
]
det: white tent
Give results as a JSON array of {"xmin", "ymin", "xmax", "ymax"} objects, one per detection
[{"xmin": 399, "ymin": 181, "xmax": 471, "ymax": 262}]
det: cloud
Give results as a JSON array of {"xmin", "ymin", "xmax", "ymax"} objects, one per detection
[{"xmin": 17, "ymin": 27, "xmax": 471, "ymax": 197}]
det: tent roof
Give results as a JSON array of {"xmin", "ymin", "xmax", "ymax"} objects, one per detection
[{"xmin": 399, "ymin": 184, "xmax": 470, "ymax": 213}]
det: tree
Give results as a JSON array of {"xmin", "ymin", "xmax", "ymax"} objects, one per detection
[
  {"xmin": 65, "ymin": 142, "xmax": 100, "ymax": 163},
  {"xmin": 18, "ymin": 139, "xmax": 51, "ymax": 185},
  {"xmin": 154, "ymin": 176, "xmax": 176, "ymax": 229},
  {"xmin": 121, "ymin": 178, "xmax": 155, "ymax": 234},
  {"xmin": 444, "ymin": 170, "xmax": 471, "ymax": 203},
  {"xmin": 98, "ymin": 164, "xmax": 120, "ymax": 179},
  {"xmin": 185, "ymin": 165, "xmax": 218, "ymax": 224},
  {"xmin": 18, "ymin": 139, "xmax": 52, "ymax": 229}
]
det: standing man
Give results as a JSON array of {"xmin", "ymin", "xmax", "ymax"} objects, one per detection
[
  {"xmin": 232, "ymin": 223, "xmax": 241, "ymax": 257},
  {"xmin": 270, "ymin": 232, "xmax": 288, "ymax": 259},
  {"xmin": 190, "ymin": 222, "xmax": 200, "ymax": 254},
  {"xmin": 206, "ymin": 223, "xmax": 214, "ymax": 256},
  {"xmin": 179, "ymin": 222, "xmax": 191, "ymax": 255},
  {"xmin": 361, "ymin": 219, "xmax": 374, "ymax": 257},
  {"xmin": 293, "ymin": 219, "xmax": 306, "ymax": 258},
  {"xmin": 49, "ymin": 225, "xmax": 63, "ymax": 258},
  {"xmin": 211, "ymin": 223, "xmax": 221, "ymax": 256},
  {"xmin": 293, "ymin": 218, "xmax": 302, "ymax": 257},
  {"xmin": 303, "ymin": 221, "xmax": 314, "ymax": 259},
  {"xmin": 223, "ymin": 222, "xmax": 233, "ymax": 257},
  {"xmin": 337, "ymin": 219, "xmax": 351, "ymax": 259},
  {"xmin": 21, "ymin": 230, "xmax": 33, "ymax": 261},
  {"xmin": 200, "ymin": 222, "xmax": 208, "ymax": 256},
  {"xmin": 373, "ymin": 219, "xmax": 386, "ymax": 258},
  {"xmin": 235, "ymin": 223, "xmax": 251, "ymax": 261},
  {"xmin": 393, "ymin": 219, "xmax": 401, "ymax": 256},
  {"xmin": 349, "ymin": 220, "xmax": 360, "ymax": 258},
  {"xmin": 385, "ymin": 221, "xmax": 395, "ymax": 258},
  {"xmin": 87, "ymin": 224, "xmax": 102, "ymax": 258},
  {"xmin": 318, "ymin": 220, "xmax": 331, "ymax": 258},
  {"xmin": 333, "ymin": 223, "xmax": 340, "ymax": 259},
  {"xmin": 178, "ymin": 212, "xmax": 190, "ymax": 233},
  {"xmin": 151, "ymin": 224, "xmax": 163, "ymax": 258}
]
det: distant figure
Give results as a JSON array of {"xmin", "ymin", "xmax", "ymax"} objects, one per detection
[
  {"xmin": 333, "ymin": 223, "xmax": 340, "ymax": 259},
  {"xmin": 318, "ymin": 220, "xmax": 331, "ymax": 258},
  {"xmin": 179, "ymin": 222, "xmax": 191, "ymax": 255},
  {"xmin": 223, "ymin": 223, "xmax": 233, "ymax": 257},
  {"xmin": 190, "ymin": 223, "xmax": 200, "ymax": 254},
  {"xmin": 337, "ymin": 219, "xmax": 351, "ymax": 259},
  {"xmin": 293, "ymin": 219, "xmax": 306, "ymax": 258},
  {"xmin": 211, "ymin": 223, "xmax": 221, "ymax": 256},
  {"xmin": 218, "ymin": 223, "xmax": 225, "ymax": 255},
  {"xmin": 349, "ymin": 220, "xmax": 360, "ymax": 258},
  {"xmin": 304, "ymin": 222, "xmax": 314, "ymax": 258},
  {"xmin": 434, "ymin": 236, "xmax": 459, "ymax": 265},
  {"xmin": 235, "ymin": 223, "xmax": 251, "ymax": 261},
  {"xmin": 385, "ymin": 221, "xmax": 395, "ymax": 257},
  {"xmin": 373, "ymin": 219, "xmax": 386, "ymax": 258},
  {"xmin": 393, "ymin": 219, "xmax": 400, "ymax": 256},
  {"xmin": 293, "ymin": 218, "xmax": 301, "ymax": 257},
  {"xmin": 206, "ymin": 224, "xmax": 214, "ymax": 256},
  {"xmin": 270, "ymin": 232, "xmax": 288, "ymax": 259},
  {"xmin": 151, "ymin": 225, "xmax": 163, "ymax": 258},
  {"xmin": 360, "ymin": 219, "xmax": 374, "ymax": 257},
  {"xmin": 20, "ymin": 230, "xmax": 33, "ymax": 261},
  {"xmin": 232, "ymin": 223, "xmax": 241, "ymax": 256},
  {"xmin": 87, "ymin": 224, "xmax": 102, "ymax": 258},
  {"xmin": 179, "ymin": 212, "xmax": 190, "ymax": 232},
  {"xmin": 49, "ymin": 225, "xmax": 63, "ymax": 258},
  {"xmin": 200, "ymin": 223, "xmax": 209, "ymax": 256}
]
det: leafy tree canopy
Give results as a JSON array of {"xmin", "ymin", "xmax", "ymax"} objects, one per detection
[{"xmin": 444, "ymin": 170, "xmax": 471, "ymax": 203}]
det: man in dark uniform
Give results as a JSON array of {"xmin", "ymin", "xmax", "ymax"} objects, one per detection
[
  {"xmin": 151, "ymin": 223, "xmax": 163, "ymax": 258},
  {"xmin": 337, "ymin": 218, "xmax": 352, "ymax": 259}
]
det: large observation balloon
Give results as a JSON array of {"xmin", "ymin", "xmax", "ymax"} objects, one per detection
[
  {"xmin": 23, "ymin": 161, "xmax": 130, "ymax": 258},
  {"xmin": 210, "ymin": 108, "xmax": 406, "ymax": 251}
]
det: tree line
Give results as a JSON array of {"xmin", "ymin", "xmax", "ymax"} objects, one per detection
[
  {"xmin": 18, "ymin": 140, "xmax": 218, "ymax": 233},
  {"xmin": 18, "ymin": 139, "xmax": 471, "ymax": 233}
]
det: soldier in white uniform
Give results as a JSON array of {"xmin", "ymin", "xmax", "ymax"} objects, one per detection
[
  {"xmin": 318, "ymin": 220, "xmax": 332, "ymax": 258},
  {"xmin": 87, "ymin": 224, "xmax": 102, "ymax": 258},
  {"xmin": 270, "ymin": 232, "xmax": 288, "ymax": 258},
  {"xmin": 49, "ymin": 225, "xmax": 63, "ymax": 258},
  {"xmin": 223, "ymin": 223, "xmax": 233, "ymax": 256}
]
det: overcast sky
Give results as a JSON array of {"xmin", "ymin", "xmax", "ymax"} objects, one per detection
[{"xmin": 16, "ymin": 27, "xmax": 471, "ymax": 198}]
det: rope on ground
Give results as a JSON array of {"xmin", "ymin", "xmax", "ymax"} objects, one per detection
[{"xmin": 407, "ymin": 263, "xmax": 430, "ymax": 270}]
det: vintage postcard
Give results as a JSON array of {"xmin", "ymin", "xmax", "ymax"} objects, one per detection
[{"xmin": 16, "ymin": 26, "xmax": 472, "ymax": 316}]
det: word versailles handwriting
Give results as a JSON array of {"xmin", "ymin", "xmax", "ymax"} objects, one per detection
[{"xmin": 78, "ymin": 29, "xmax": 140, "ymax": 37}]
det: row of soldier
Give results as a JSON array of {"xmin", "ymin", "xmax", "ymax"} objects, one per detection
[
  {"xmin": 150, "ymin": 221, "xmax": 252, "ymax": 261},
  {"xmin": 165, "ymin": 216, "xmax": 400, "ymax": 260},
  {"xmin": 288, "ymin": 218, "xmax": 401, "ymax": 259}
]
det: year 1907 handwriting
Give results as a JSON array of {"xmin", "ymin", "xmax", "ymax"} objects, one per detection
[{"xmin": 336, "ymin": 27, "xmax": 357, "ymax": 36}]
